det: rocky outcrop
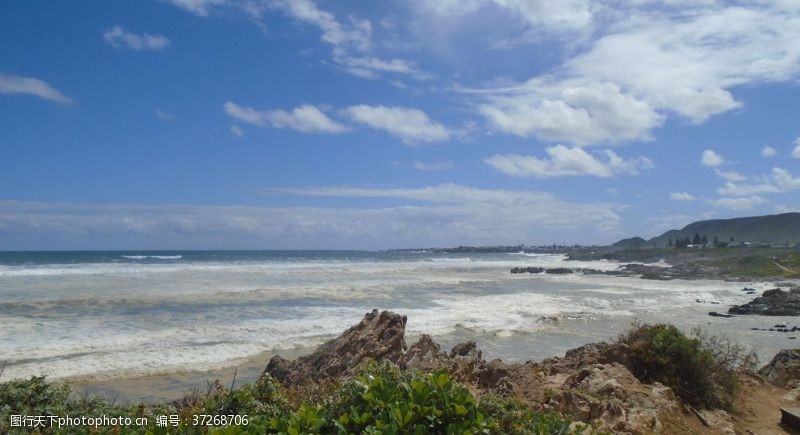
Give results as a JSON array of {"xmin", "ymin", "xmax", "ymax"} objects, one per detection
[
  {"xmin": 552, "ymin": 364, "xmax": 675, "ymax": 434},
  {"xmin": 264, "ymin": 309, "xmax": 408, "ymax": 386},
  {"xmin": 728, "ymin": 288, "xmax": 800, "ymax": 316},
  {"xmin": 264, "ymin": 310, "xmax": 681, "ymax": 434},
  {"xmin": 759, "ymin": 349, "xmax": 800, "ymax": 387}
]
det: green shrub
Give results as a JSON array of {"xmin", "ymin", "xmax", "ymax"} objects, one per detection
[
  {"xmin": 478, "ymin": 394, "xmax": 577, "ymax": 435},
  {"xmin": 618, "ymin": 324, "xmax": 754, "ymax": 409},
  {"xmin": 1, "ymin": 365, "xmax": 576, "ymax": 434}
]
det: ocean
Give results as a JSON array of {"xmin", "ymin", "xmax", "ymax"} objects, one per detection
[{"xmin": 0, "ymin": 250, "xmax": 793, "ymax": 381}]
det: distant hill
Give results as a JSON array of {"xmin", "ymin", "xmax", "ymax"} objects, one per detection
[
  {"xmin": 619, "ymin": 213, "xmax": 800, "ymax": 248},
  {"xmin": 612, "ymin": 236, "xmax": 650, "ymax": 249}
]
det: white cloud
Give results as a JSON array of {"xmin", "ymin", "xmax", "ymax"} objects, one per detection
[
  {"xmin": 716, "ymin": 182, "xmax": 781, "ymax": 197},
  {"xmin": 0, "ymin": 73, "xmax": 71, "ymax": 104},
  {"xmin": 272, "ymin": 0, "xmax": 371, "ymax": 52},
  {"xmin": 477, "ymin": 80, "xmax": 663, "ymax": 146},
  {"xmin": 714, "ymin": 169, "xmax": 746, "ymax": 182},
  {"xmin": 669, "ymin": 192, "xmax": 695, "ymax": 201},
  {"xmin": 154, "ymin": 108, "xmax": 176, "ymax": 122},
  {"xmin": 412, "ymin": 161, "xmax": 455, "ymax": 172},
  {"xmin": 701, "ymin": 149, "xmax": 724, "ymax": 167},
  {"xmin": 230, "ymin": 125, "xmax": 244, "ymax": 137},
  {"xmin": 793, "ymin": 138, "xmax": 800, "ymax": 158},
  {"xmin": 103, "ymin": 26, "xmax": 169, "ymax": 51},
  {"xmin": 344, "ymin": 105, "xmax": 450, "ymax": 143},
  {"xmin": 468, "ymin": 2, "xmax": 800, "ymax": 146},
  {"xmin": 772, "ymin": 167, "xmax": 800, "ymax": 190},
  {"xmin": 775, "ymin": 204, "xmax": 800, "ymax": 213},
  {"xmin": 0, "ymin": 187, "xmax": 624, "ymax": 249},
  {"xmin": 163, "ymin": 0, "xmax": 226, "ymax": 16},
  {"xmin": 484, "ymin": 145, "xmax": 653, "ymax": 178},
  {"xmin": 223, "ymin": 102, "xmax": 348, "ymax": 134},
  {"xmin": 270, "ymin": 0, "xmax": 423, "ymax": 80},
  {"xmin": 713, "ymin": 167, "xmax": 800, "ymax": 197},
  {"xmin": 708, "ymin": 196, "xmax": 767, "ymax": 210},
  {"xmin": 762, "ymin": 146, "xmax": 776, "ymax": 158}
]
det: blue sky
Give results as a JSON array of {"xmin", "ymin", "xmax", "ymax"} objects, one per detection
[{"xmin": 1, "ymin": 0, "xmax": 799, "ymax": 250}]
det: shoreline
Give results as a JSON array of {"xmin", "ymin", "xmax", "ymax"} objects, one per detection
[{"xmin": 66, "ymin": 348, "xmax": 311, "ymax": 404}]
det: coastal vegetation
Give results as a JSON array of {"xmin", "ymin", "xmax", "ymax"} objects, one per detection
[
  {"xmin": 0, "ymin": 365, "xmax": 577, "ymax": 434},
  {"xmin": 617, "ymin": 324, "xmax": 757, "ymax": 410}
]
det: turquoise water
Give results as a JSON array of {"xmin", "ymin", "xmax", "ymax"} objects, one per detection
[{"xmin": 0, "ymin": 251, "xmax": 791, "ymax": 381}]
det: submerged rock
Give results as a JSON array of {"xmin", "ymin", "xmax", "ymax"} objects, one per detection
[{"xmin": 728, "ymin": 288, "xmax": 800, "ymax": 316}]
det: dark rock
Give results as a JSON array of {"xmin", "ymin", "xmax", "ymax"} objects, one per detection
[
  {"xmin": 776, "ymin": 324, "xmax": 787, "ymax": 328},
  {"xmin": 759, "ymin": 349, "xmax": 800, "ymax": 387},
  {"xmin": 728, "ymin": 288, "xmax": 800, "ymax": 316},
  {"xmin": 545, "ymin": 267, "xmax": 574, "ymax": 274},
  {"xmin": 708, "ymin": 312, "xmax": 734, "ymax": 318},
  {"xmin": 477, "ymin": 359, "xmax": 512, "ymax": 389},
  {"xmin": 263, "ymin": 309, "xmax": 407, "ymax": 386},
  {"xmin": 510, "ymin": 266, "xmax": 545, "ymax": 274}
]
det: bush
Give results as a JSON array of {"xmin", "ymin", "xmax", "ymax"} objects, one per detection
[
  {"xmin": 618, "ymin": 323, "xmax": 755, "ymax": 409},
  {"xmin": 1, "ymin": 365, "xmax": 576, "ymax": 434},
  {"xmin": 273, "ymin": 363, "xmax": 493, "ymax": 434},
  {"xmin": 477, "ymin": 394, "xmax": 578, "ymax": 435}
]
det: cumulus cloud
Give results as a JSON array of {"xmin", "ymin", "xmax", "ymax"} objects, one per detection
[
  {"xmin": 477, "ymin": 80, "xmax": 663, "ymax": 146},
  {"xmin": 467, "ymin": 2, "xmax": 800, "ymax": 146},
  {"xmin": 412, "ymin": 161, "xmax": 455, "ymax": 172},
  {"xmin": 0, "ymin": 186, "xmax": 624, "ymax": 249},
  {"xmin": 484, "ymin": 145, "xmax": 653, "ymax": 178},
  {"xmin": 762, "ymin": 146, "xmax": 776, "ymax": 158},
  {"xmin": 223, "ymin": 102, "xmax": 348, "ymax": 133},
  {"xmin": 669, "ymin": 192, "xmax": 695, "ymax": 201},
  {"xmin": 344, "ymin": 105, "xmax": 450, "ymax": 144},
  {"xmin": 103, "ymin": 26, "xmax": 169, "ymax": 51},
  {"xmin": 707, "ymin": 196, "xmax": 767, "ymax": 211},
  {"xmin": 713, "ymin": 167, "xmax": 800, "ymax": 197},
  {"xmin": 714, "ymin": 169, "xmax": 746, "ymax": 182},
  {"xmin": 0, "ymin": 73, "xmax": 71, "ymax": 104},
  {"xmin": 701, "ymin": 149, "xmax": 724, "ymax": 167}
]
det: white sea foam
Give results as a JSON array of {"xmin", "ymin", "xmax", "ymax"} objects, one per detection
[
  {"xmin": 122, "ymin": 255, "xmax": 183, "ymax": 260},
  {"xmin": 1, "ymin": 253, "xmax": 779, "ymax": 380}
]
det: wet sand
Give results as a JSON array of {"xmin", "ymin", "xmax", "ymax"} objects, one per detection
[{"xmin": 66, "ymin": 348, "xmax": 311, "ymax": 404}]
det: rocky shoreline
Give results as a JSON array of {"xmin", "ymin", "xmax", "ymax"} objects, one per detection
[
  {"xmin": 510, "ymin": 262, "xmax": 728, "ymax": 281},
  {"xmin": 263, "ymin": 309, "xmax": 800, "ymax": 434}
]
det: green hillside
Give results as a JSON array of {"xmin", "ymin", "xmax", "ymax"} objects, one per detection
[{"xmin": 647, "ymin": 212, "xmax": 800, "ymax": 247}]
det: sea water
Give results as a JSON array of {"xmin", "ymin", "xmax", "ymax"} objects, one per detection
[{"xmin": 0, "ymin": 250, "xmax": 794, "ymax": 381}]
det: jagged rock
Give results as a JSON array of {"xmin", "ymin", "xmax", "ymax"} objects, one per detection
[
  {"xmin": 477, "ymin": 359, "xmax": 511, "ymax": 390},
  {"xmin": 555, "ymin": 363, "xmax": 675, "ymax": 434},
  {"xmin": 262, "ymin": 310, "xmax": 681, "ymax": 434},
  {"xmin": 264, "ymin": 309, "xmax": 407, "ymax": 386},
  {"xmin": 399, "ymin": 334, "xmax": 447, "ymax": 371},
  {"xmin": 759, "ymin": 349, "xmax": 800, "ymax": 387},
  {"xmin": 728, "ymin": 288, "xmax": 800, "ymax": 316}
]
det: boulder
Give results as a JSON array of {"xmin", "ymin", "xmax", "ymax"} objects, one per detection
[
  {"xmin": 759, "ymin": 349, "xmax": 800, "ymax": 387},
  {"xmin": 264, "ymin": 309, "xmax": 407, "ymax": 386}
]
